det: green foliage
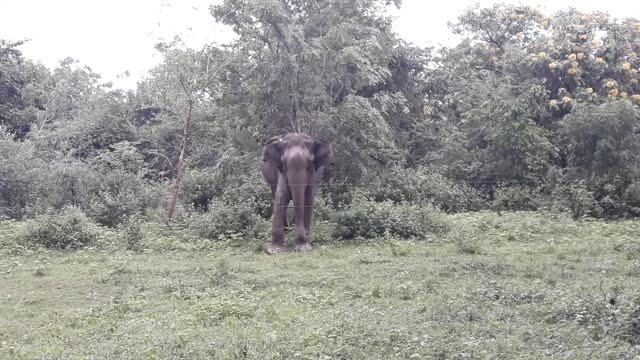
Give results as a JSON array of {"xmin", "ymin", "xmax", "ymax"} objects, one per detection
[
  {"xmin": 332, "ymin": 190, "xmax": 450, "ymax": 240},
  {"xmin": 0, "ymin": 140, "xmax": 43, "ymax": 219},
  {"xmin": 559, "ymin": 100, "xmax": 640, "ymax": 218},
  {"xmin": 0, "ymin": 220, "xmax": 26, "ymax": 250},
  {"xmin": 188, "ymin": 200, "xmax": 269, "ymax": 241},
  {"xmin": 450, "ymin": 3, "xmax": 546, "ymax": 49},
  {"xmin": 562, "ymin": 100, "xmax": 640, "ymax": 177},
  {"xmin": 461, "ymin": 88, "xmax": 557, "ymax": 186},
  {"xmin": 37, "ymin": 157, "xmax": 99, "ymax": 213},
  {"xmin": 492, "ymin": 184, "xmax": 541, "ymax": 211},
  {"xmin": 0, "ymin": 40, "xmax": 48, "ymax": 140},
  {"xmin": 82, "ymin": 142, "xmax": 151, "ymax": 227},
  {"xmin": 211, "ymin": 0, "xmax": 419, "ymax": 184},
  {"xmin": 5, "ymin": 0, "xmax": 640, "ymax": 229},
  {"xmin": 365, "ymin": 165, "xmax": 484, "ymax": 212},
  {"xmin": 180, "ymin": 168, "xmax": 219, "ymax": 211},
  {"xmin": 183, "ymin": 152, "xmax": 273, "ymax": 241},
  {"xmin": 26, "ymin": 207, "xmax": 97, "ymax": 250},
  {"xmin": 546, "ymin": 179, "xmax": 600, "ymax": 218},
  {"xmin": 218, "ymin": 173, "xmax": 274, "ymax": 221}
]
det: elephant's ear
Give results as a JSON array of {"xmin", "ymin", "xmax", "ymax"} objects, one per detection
[
  {"xmin": 313, "ymin": 138, "xmax": 334, "ymax": 170},
  {"xmin": 263, "ymin": 136, "xmax": 284, "ymax": 172}
]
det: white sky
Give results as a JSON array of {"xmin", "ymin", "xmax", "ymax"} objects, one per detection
[{"xmin": 1, "ymin": 0, "xmax": 639, "ymax": 90}]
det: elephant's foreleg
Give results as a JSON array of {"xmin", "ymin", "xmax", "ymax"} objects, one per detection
[
  {"xmin": 269, "ymin": 174, "xmax": 289, "ymax": 254},
  {"xmin": 269, "ymin": 182, "xmax": 291, "ymax": 230},
  {"xmin": 304, "ymin": 167, "xmax": 323, "ymax": 240},
  {"xmin": 303, "ymin": 184, "xmax": 316, "ymax": 239},
  {"xmin": 284, "ymin": 190, "xmax": 292, "ymax": 230}
]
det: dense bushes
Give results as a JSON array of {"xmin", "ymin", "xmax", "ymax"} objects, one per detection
[
  {"xmin": 0, "ymin": 139, "xmax": 157, "ymax": 227},
  {"xmin": 188, "ymin": 201, "xmax": 269, "ymax": 240},
  {"xmin": 26, "ymin": 207, "xmax": 97, "ymax": 250},
  {"xmin": 4, "ymin": 1, "xmax": 640, "ymax": 248},
  {"xmin": 184, "ymin": 166, "xmax": 274, "ymax": 240},
  {"xmin": 0, "ymin": 140, "xmax": 44, "ymax": 219},
  {"xmin": 554, "ymin": 101, "xmax": 640, "ymax": 219},
  {"xmin": 331, "ymin": 191, "xmax": 450, "ymax": 240},
  {"xmin": 365, "ymin": 166, "xmax": 484, "ymax": 213}
]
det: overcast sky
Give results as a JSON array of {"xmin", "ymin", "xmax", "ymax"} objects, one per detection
[{"xmin": 1, "ymin": 0, "xmax": 638, "ymax": 90}]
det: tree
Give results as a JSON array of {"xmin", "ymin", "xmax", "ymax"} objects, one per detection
[
  {"xmin": 144, "ymin": 39, "xmax": 231, "ymax": 223},
  {"xmin": 0, "ymin": 40, "xmax": 47, "ymax": 140},
  {"xmin": 210, "ymin": 0, "xmax": 425, "ymax": 186}
]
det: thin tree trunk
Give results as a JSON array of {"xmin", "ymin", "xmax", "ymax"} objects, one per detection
[{"xmin": 166, "ymin": 98, "xmax": 193, "ymax": 224}]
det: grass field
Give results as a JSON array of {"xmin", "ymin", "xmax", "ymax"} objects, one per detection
[{"xmin": 1, "ymin": 211, "xmax": 640, "ymax": 359}]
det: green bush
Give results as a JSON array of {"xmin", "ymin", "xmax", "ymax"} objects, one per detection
[
  {"xmin": 218, "ymin": 173, "xmax": 274, "ymax": 221},
  {"xmin": 181, "ymin": 168, "xmax": 219, "ymax": 212},
  {"xmin": 188, "ymin": 201, "xmax": 270, "ymax": 241},
  {"xmin": 492, "ymin": 185, "xmax": 541, "ymax": 211},
  {"xmin": 35, "ymin": 158, "xmax": 100, "ymax": 213},
  {"xmin": 548, "ymin": 179, "xmax": 600, "ymax": 219},
  {"xmin": 622, "ymin": 182, "xmax": 640, "ymax": 217},
  {"xmin": 546, "ymin": 176, "xmax": 640, "ymax": 219},
  {"xmin": 331, "ymin": 191, "xmax": 450, "ymax": 240},
  {"xmin": 120, "ymin": 216, "xmax": 145, "ymax": 251},
  {"xmin": 0, "ymin": 140, "xmax": 44, "ymax": 219},
  {"xmin": 182, "ymin": 163, "xmax": 273, "ymax": 220},
  {"xmin": 365, "ymin": 166, "xmax": 483, "ymax": 213},
  {"xmin": 0, "ymin": 140, "xmax": 156, "ymax": 228},
  {"xmin": 83, "ymin": 143, "xmax": 153, "ymax": 227},
  {"xmin": 85, "ymin": 179, "xmax": 147, "ymax": 227},
  {"xmin": 557, "ymin": 100, "xmax": 640, "ymax": 218},
  {"xmin": 0, "ymin": 219, "xmax": 26, "ymax": 250},
  {"xmin": 26, "ymin": 207, "xmax": 97, "ymax": 250}
]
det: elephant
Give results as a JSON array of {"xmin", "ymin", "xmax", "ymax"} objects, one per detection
[{"xmin": 260, "ymin": 132, "xmax": 334, "ymax": 254}]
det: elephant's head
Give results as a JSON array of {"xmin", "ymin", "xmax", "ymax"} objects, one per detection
[{"xmin": 262, "ymin": 133, "xmax": 334, "ymax": 175}]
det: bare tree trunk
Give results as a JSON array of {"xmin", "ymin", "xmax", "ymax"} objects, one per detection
[
  {"xmin": 163, "ymin": 46, "xmax": 229, "ymax": 225},
  {"xmin": 166, "ymin": 98, "xmax": 193, "ymax": 224}
]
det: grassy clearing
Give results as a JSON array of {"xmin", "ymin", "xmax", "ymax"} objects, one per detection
[{"xmin": 1, "ymin": 212, "xmax": 640, "ymax": 359}]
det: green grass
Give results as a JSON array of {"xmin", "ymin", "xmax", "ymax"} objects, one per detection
[{"xmin": 1, "ymin": 212, "xmax": 640, "ymax": 359}]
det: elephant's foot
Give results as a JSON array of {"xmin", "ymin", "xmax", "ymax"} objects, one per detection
[
  {"xmin": 293, "ymin": 242, "xmax": 312, "ymax": 252},
  {"xmin": 267, "ymin": 243, "xmax": 287, "ymax": 255}
]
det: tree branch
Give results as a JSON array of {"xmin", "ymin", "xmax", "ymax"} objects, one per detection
[{"xmin": 270, "ymin": 20, "xmax": 291, "ymax": 53}]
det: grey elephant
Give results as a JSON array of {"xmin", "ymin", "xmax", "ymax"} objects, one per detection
[{"xmin": 260, "ymin": 132, "xmax": 334, "ymax": 253}]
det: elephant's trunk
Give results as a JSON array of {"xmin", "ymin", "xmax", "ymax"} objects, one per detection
[{"xmin": 287, "ymin": 152, "xmax": 309, "ymax": 245}]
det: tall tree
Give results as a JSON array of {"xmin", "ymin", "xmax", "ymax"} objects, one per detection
[
  {"xmin": 145, "ymin": 40, "xmax": 230, "ymax": 223},
  {"xmin": 210, "ymin": 0, "xmax": 427, "ymax": 184}
]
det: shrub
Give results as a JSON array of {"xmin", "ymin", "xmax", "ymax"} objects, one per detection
[
  {"xmin": 558, "ymin": 100, "xmax": 640, "ymax": 218},
  {"xmin": 182, "ymin": 162, "xmax": 273, "ymax": 220},
  {"xmin": 0, "ymin": 219, "xmax": 26, "ymax": 250},
  {"xmin": 85, "ymin": 178, "xmax": 147, "ymax": 227},
  {"xmin": 492, "ymin": 185, "xmax": 541, "ymax": 211},
  {"xmin": 83, "ymin": 142, "xmax": 152, "ymax": 227},
  {"xmin": 34, "ymin": 158, "xmax": 100, "ymax": 213},
  {"xmin": 550, "ymin": 180, "xmax": 600, "ymax": 219},
  {"xmin": 365, "ymin": 166, "xmax": 483, "ymax": 213},
  {"xmin": 0, "ymin": 139, "xmax": 44, "ymax": 219},
  {"xmin": 188, "ymin": 200, "xmax": 270, "ymax": 241},
  {"xmin": 120, "ymin": 216, "xmax": 145, "ymax": 251},
  {"xmin": 27, "ymin": 207, "xmax": 97, "ymax": 250},
  {"xmin": 331, "ymin": 191, "xmax": 450, "ymax": 240},
  {"xmin": 181, "ymin": 168, "xmax": 219, "ymax": 212},
  {"xmin": 218, "ymin": 173, "xmax": 274, "ymax": 221}
]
